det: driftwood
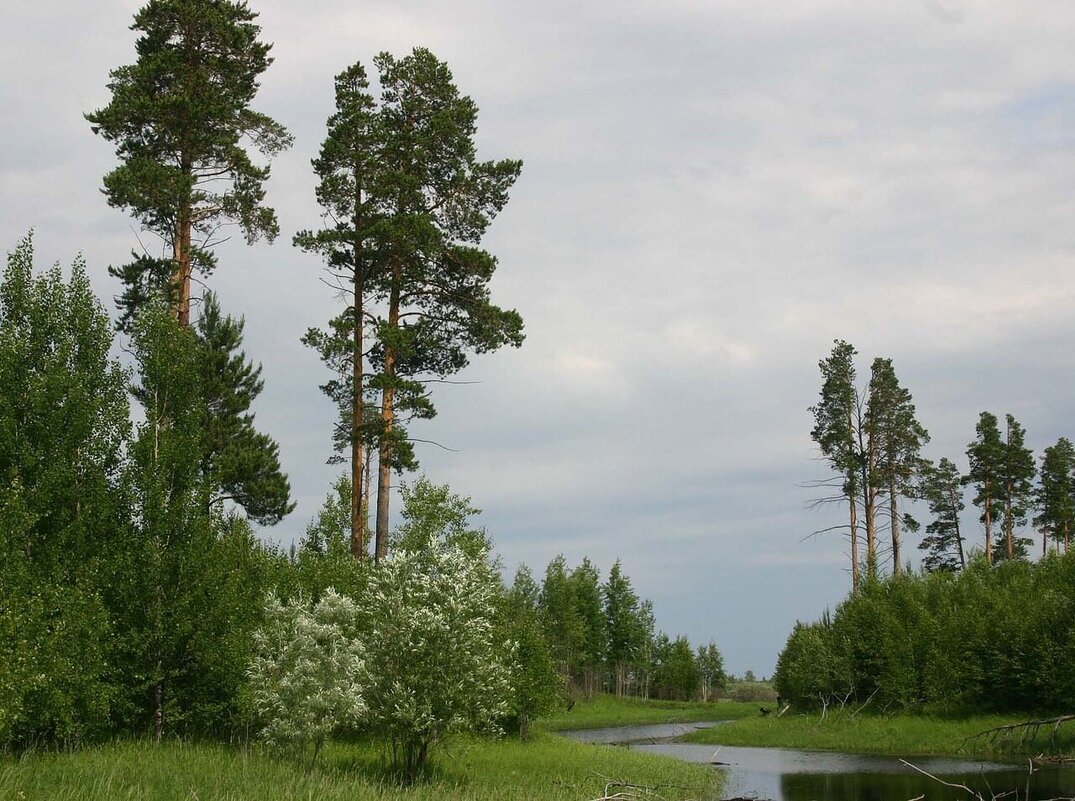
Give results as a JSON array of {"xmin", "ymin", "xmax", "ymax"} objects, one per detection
[
  {"xmin": 901, "ymin": 757, "xmax": 1075, "ymax": 801},
  {"xmin": 587, "ymin": 772, "xmax": 708, "ymax": 801},
  {"xmin": 962, "ymin": 715, "xmax": 1075, "ymax": 753}
]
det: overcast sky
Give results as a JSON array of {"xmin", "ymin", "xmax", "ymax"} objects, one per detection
[{"xmin": 3, "ymin": 0, "xmax": 1074, "ymax": 675}]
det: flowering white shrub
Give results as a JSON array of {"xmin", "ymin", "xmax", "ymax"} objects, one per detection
[
  {"xmin": 247, "ymin": 590, "xmax": 365, "ymax": 767},
  {"xmin": 362, "ymin": 533, "xmax": 513, "ymax": 780}
]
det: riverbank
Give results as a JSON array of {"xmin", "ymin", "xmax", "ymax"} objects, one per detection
[
  {"xmin": 540, "ymin": 693, "xmax": 759, "ymax": 731},
  {"xmin": 0, "ymin": 732, "xmax": 719, "ymax": 801},
  {"xmin": 683, "ymin": 710, "xmax": 1075, "ymax": 758}
]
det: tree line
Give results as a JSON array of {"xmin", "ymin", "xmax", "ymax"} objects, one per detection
[
  {"xmin": 782, "ymin": 339, "xmax": 1075, "ymax": 715},
  {"xmin": 511, "ymin": 556, "xmax": 726, "ymax": 704},
  {"xmin": 774, "ymin": 551, "xmax": 1075, "ymax": 714},
  {"xmin": 810, "ymin": 339, "xmax": 1073, "ymax": 588}
]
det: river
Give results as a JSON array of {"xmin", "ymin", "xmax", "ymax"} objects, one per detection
[{"xmin": 561, "ymin": 722, "xmax": 1075, "ymax": 800}]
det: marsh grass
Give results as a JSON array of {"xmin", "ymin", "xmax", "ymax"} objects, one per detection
[
  {"xmin": 683, "ymin": 710, "xmax": 1075, "ymax": 758},
  {"xmin": 0, "ymin": 733, "xmax": 719, "ymax": 801},
  {"xmin": 539, "ymin": 693, "xmax": 759, "ymax": 731}
]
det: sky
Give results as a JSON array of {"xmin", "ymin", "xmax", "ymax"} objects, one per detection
[{"xmin": 2, "ymin": 0, "xmax": 1074, "ymax": 676}]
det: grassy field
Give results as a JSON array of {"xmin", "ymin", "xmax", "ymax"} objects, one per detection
[
  {"xmin": 540, "ymin": 693, "xmax": 760, "ymax": 731},
  {"xmin": 683, "ymin": 710, "xmax": 1075, "ymax": 758},
  {"xmin": 0, "ymin": 733, "xmax": 720, "ymax": 801}
]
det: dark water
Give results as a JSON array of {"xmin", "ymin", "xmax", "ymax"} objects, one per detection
[{"xmin": 564, "ymin": 722, "xmax": 1075, "ymax": 800}]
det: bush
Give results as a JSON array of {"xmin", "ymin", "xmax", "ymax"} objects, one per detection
[{"xmin": 247, "ymin": 590, "xmax": 365, "ymax": 767}]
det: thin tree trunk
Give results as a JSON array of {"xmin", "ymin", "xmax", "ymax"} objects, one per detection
[
  {"xmin": 951, "ymin": 484, "xmax": 966, "ymax": 569},
  {"xmin": 849, "ymin": 495, "xmax": 860, "ymax": 592},
  {"xmin": 984, "ymin": 480, "xmax": 993, "ymax": 565},
  {"xmin": 889, "ymin": 481, "xmax": 900, "ymax": 576},
  {"xmin": 1005, "ymin": 485, "xmax": 1014, "ymax": 561},
  {"xmin": 375, "ymin": 263, "xmax": 401, "ymax": 552},
  {"xmin": 172, "ymin": 197, "xmax": 193, "ymax": 328},
  {"xmin": 350, "ymin": 199, "xmax": 366, "ymax": 560},
  {"xmin": 153, "ymin": 680, "xmax": 163, "ymax": 744}
]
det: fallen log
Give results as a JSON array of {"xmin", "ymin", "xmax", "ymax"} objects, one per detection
[{"xmin": 961, "ymin": 714, "xmax": 1075, "ymax": 753}]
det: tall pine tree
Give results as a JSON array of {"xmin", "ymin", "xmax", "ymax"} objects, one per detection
[
  {"xmin": 866, "ymin": 358, "xmax": 929, "ymax": 576},
  {"xmin": 994, "ymin": 414, "xmax": 1035, "ymax": 562},
  {"xmin": 1035, "ymin": 438, "xmax": 1075, "ymax": 555},
  {"xmin": 809, "ymin": 340, "xmax": 863, "ymax": 590},
  {"xmin": 87, "ymin": 0, "xmax": 292, "ymax": 327},
  {"xmin": 367, "ymin": 48, "xmax": 524, "ymax": 559},
  {"xmin": 917, "ymin": 457, "xmax": 966, "ymax": 572},
  {"xmin": 966, "ymin": 412, "xmax": 1004, "ymax": 565}
]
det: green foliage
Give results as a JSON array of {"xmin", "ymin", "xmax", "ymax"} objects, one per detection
[
  {"xmin": 248, "ymin": 591, "xmax": 365, "ymax": 768},
  {"xmin": 994, "ymin": 413, "xmax": 1036, "ymax": 562},
  {"xmin": 695, "ymin": 642, "xmax": 726, "ymax": 703},
  {"xmin": 650, "ymin": 635, "xmax": 700, "ymax": 701},
  {"xmin": 112, "ymin": 302, "xmax": 284, "ymax": 737},
  {"xmin": 1036, "ymin": 437, "xmax": 1075, "ymax": 553},
  {"xmin": 196, "ymin": 292, "xmax": 293, "ymax": 525},
  {"xmin": 499, "ymin": 567, "xmax": 564, "ymax": 738},
  {"xmin": 774, "ymin": 552, "xmax": 1075, "ymax": 714},
  {"xmin": 294, "ymin": 476, "xmax": 368, "ymax": 600},
  {"xmin": 361, "ymin": 479, "xmax": 512, "ymax": 780},
  {"xmin": 86, "ymin": 0, "xmax": 292, "ymax": 278},
  {"xmin": 917, "ymin": 457, "xmax": 967, "ymax": 571},
  {"xmin": 966, "ymin": 411, "xmax": 1005, "ymax": 562},
  {"xmin": 0, "ymin": 236, "xmax": 130, "ymax": 748}
]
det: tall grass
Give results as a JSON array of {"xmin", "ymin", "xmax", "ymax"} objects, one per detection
[
  {"xmin": 539, "ymin": 693, "xmax": 759, "ymax": 731},
  {"xmin": 0, "ymin": 733, "xmax": 720, "ymax": 801},
  {"xmin": 683, "ymin": 710, "xmax": 1075, "ymax": 758}
]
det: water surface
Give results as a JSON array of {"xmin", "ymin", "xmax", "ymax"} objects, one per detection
[{"xmin": 566, "ymin": 721, "xmax": 1075, "ymax": 800}]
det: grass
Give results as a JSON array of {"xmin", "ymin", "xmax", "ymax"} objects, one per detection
[
  {"xmin": 539, "ymin": 693, "xmax": 760, "ymax": 731},
  {"xmin": 0, "ymin": 733, "xmax": 720, "ymax": 801},
  {"xmin": 683, "ymin": 709, "xmax": 1075, "ymax": 758}
]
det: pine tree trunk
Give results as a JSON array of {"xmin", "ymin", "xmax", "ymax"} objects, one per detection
[
  {"xmin": 350, "ymin": 210, "xmax": 366, "ymax": 560},
  {"xmin": 984, "ymin": 481, "xmax": 993, "ymax": 565},
  {"xmin": 952, "ymin": 484, "xmax": 966, "ymax": 570},
  {"xmin": 375, "ymin": 264, "xmax": 401, "ymax": 553},
  {"xmin": 1005, "ymin": 487, "xmax": 1014, "ymax": 561},
  {"xmin": 889, "ymin": 481, "xmax": 900, "ymax": 576},
  {"xmin": 849, "ymin": 495, "xmax": 860, "ymax": 592},
  {"xmin": 172, "ymin": 205, "xmax": 193, "ymax": 328}
]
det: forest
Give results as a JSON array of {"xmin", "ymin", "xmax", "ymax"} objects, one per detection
[{"xmin": 0, "ymin": 0, "xmax": 728, "ymax": 782}]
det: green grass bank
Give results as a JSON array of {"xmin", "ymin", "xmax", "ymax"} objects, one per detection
[
  {"xmin": 683, "ymin": 710, "xmax": 1075, "ymax": 759},
  {"xmin": 540, "ymin": 693, "xmax": 760, "ymax": 731},
  {"xmin": 0, "ymin": 733, "xmax": 720, "ymax": 801}
]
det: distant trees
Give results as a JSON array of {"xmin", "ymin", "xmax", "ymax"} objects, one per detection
[
  {"xmin": 529, "ymin": 554, "xmax": 723, "ymax": 702},
  {"xmin": 775, "ymin": 552, "xmax": 1075, "ymax": 714},
  {"xmin": 917, "ymin": 458, "xmax": 966, "ymax": 572},
  {"xmin": 806, "ymin": 339, "xmax": 1075, "ymax": 582},
  {"xmin": 809, "ymin": 342, "xmax": 927, "ymax": 585},
  {"xmin": 995, "ymin": 414, "xmax": 1036, "ymax": 562},
  {"xmin": 810, "ymin": 340, "xmax": 863, "ymax": 590},
  {"xmin": 1036, "ymin": 438, "xmax": 1075, "ymax": 555},
  {"xmin": 965, "ymin": 411, "xmax": 1004, "ymax": 565}
]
